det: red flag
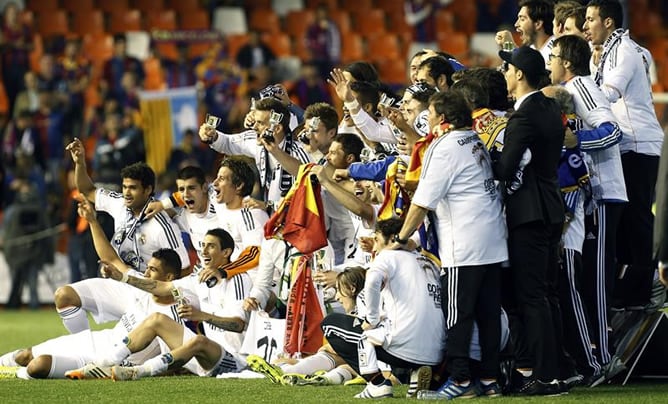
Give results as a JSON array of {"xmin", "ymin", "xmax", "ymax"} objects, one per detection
[
  {"xmin": 284, "ymin": 255, "xmax": 324, "ymax": 356},
  {"xmin": 264, "ymin": 164, "xmax": 328, "ymax": 255}
]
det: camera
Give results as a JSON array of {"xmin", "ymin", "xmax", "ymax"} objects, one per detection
[
  {"xmin": 261, "ymin": 110, "xmax": 284, "ymax": 144},
  {"xmin": 379, "ymin": 93, "xmax": 396, "ymax": 108},
  {"xmin": 298, "ymin": 116, "xmax": 320, "ymax": 144},
  {"xmin": 259, "ymin": 84, "xmax": 284, "ymax": 100}
]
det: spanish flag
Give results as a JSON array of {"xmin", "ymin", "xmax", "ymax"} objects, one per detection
[
  {"xmin": 377, "ymin": 159, "xmax": 411, "ymax": 221},
  {"xmin": 405, "ymin": 123, "xmax": 453, "ymax": 187},
  {"xmin": 283, "ymin": 255, "xmax": 325, "ymax": 356},
  {"xmin": 264, "ymin": 163, "xmax": 328, "ymax": 255}
]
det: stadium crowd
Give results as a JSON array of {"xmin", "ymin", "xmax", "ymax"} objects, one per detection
[{"xmin": 1, "ymin": 0, "xmax": 668, "ymax": 399}]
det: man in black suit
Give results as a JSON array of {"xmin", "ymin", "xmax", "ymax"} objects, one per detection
[{"xmin": 494, "ymin": 46, "xmax": 565, "ymax": 394}]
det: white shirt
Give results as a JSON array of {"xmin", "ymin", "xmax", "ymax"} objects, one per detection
[
  {"xmin": 533, "ymin": 36, "xmax": 555, "ymax": 69},
  {"xmin": 172, "ymin": 202, "xmax": 220, "ymax": 264},
  {"xmin": 208, "ymin": 129, "xmax": 312, "ymax": 202},
  {"xmin": 596, "ymin": 31, "xmax": 663, "ymax": 156},
  {"xmin": 173, "ymin": 272, "xmax": 251, "ymax": 362},
  {"xmin": 365, "ymin": 249, "xmax": 445, "ymax": 365},
  {"xmin": 214, "ymin": 203, "xmax": 268, "ymax": 260},
  {"xmin": 412, "ymin": 129, "xmax": 508, "ymax": 267},
  {"xmin": 95, "ymin": 188, "xmax": 191, "ymax": 271},
  {"xmin": 350, "ymin": 108, "xmax": 398, "ymax": 144},
  {"xmin": 565, "ymin": 75, "xmax": 627, "ymax": 202}
]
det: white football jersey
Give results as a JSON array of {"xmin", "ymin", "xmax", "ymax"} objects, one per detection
[
  {"xmin": 412, "ymin": 130, "xmax": 508, "ymax": 267},
  {"xmin": 172, "ymin": 202, "xmax": 220, "ymax": 264},
  {"xmin": 364, "ymin": 249, "xmax": 445, "ymax": 365},
  {"xmin": 214, "ymin": 203, "xmax": 268, "ymax": 260},
  {"xmin": 95, "ymin": 189, "xmax": 190, "ymax": 271}
]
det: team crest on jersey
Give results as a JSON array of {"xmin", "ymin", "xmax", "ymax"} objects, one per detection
[{"xmin": 138, "ymin": 234, "xmax": 146, "ymax": 245}]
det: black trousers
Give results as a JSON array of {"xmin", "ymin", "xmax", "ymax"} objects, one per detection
[
  {"xmin": 442, "ymin": 264, "xmax": 501, "ymax": 382},
  {"xmin": 559, "ymin": 249, "xmax": 602, "ymax": 377},
  {"xmin": 321, "ymin": 312, "xmax": 423, "ymax": 379},
  {"xmin": 504, "ymin": 221, "xmax": 563, "ymax": 381},
  {"xmin": 582, "ymin": 202, "xmax": 624, "ymax": 364},
  {"xmin": 616, "ymin": 152, "xmax": 660, "ymax": 305}
]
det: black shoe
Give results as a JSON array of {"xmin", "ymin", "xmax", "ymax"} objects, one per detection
[{"xmin": 511, "ymin": 374, "xmax": 561, "ymax": 396}]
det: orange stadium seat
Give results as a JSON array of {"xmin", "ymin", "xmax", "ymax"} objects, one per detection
[
  {"xmin": 0, "ymin": 81, "xmax": 8, "ymax": 115},
  {"xmin": 437, "ymin": 31, "xmax": 469, "ymax": 58},
  {"xmin": 376, "ymin": 59, "xmax": 407, "ymax": 86},
  {"xmin": 189, "ymin": 43, "xmax": 211, "ymax": 58},
  {"xmin": 386, "ymin": 9, "xmax": 412, "ymax": 38},
  {"xmin": 284, "ymin": 10, "xmax": 315, "ymax": 38},
  {"xmin": 29, "ymin": 33, "xmax": 43, "ymax": 71},
  {"xmin": 341, "ymin": 32, "xmax": 364, "ymax": 63},
  {"xmin": 293, "ymin": 35, "xmax": 309, "ymax": 61},
  {"xmin": 37, "ymin": 10, "xmax": 69, "ymax": 37},
  {"xmin": 226, "ymin": 34, "xmax": 251, "ymax": 59},
  {"xmin": 71, "ymin": 10, "xmax": 105, "ymax": 36},
  {"xmin": 109, "ymin": 9, "xmax": 142, "ymax": 34},
  {"xmin": 341, "ymin": 0, "xmax": 372, "ymax": 12},
  {"xmin": 146, "ymin": 10, "xmax": 177, "ymax": 31},
  {"xmin": 329, "ymin": 10, "xmax": 351, "ymax": 34},
  {"xmin": 97, "ymin": 0, "xmax": 129, "ymax": 15},
  {"xmin": 368, "ymin": 34, "xmax": 401, "ymax": 62},
  {"xmin": 155, "ymin": 43, "xmax": 178, "ymax": 60},
  {"xmin": 263, "ymin": 32, "xmax": 292, "ymax": 57},
  {"xmin": 168, "ymin": 0, "xmax": 201, "ymax": 13},
  {"xmin": 134, "ymin": 0, "xmax": 164, "ymax": 13},
  {"xmin": 435, "ymin": 9, "xmax": 456, "ymax": 34},
  {"xmin": 26, "ymin": 0, "xmax": 59, "ymax": 13},
  {"xmin": 448, "ymin": 0, "xmax": 477, "ymax": 36},
  {"xmin": 353, "ymin": 9, "xmax": 386, "ymax": 38},
  {"xmin": 62, "ymin": 0, "xmax": 94, "ymax": 13},
  {"xmin": 143, "ymin": 57, "xmax": 165, "ymax": 90},
  {"xmin": 249, "ymin": 9, "xmax": 281, "ymax": 34},
  {"xmin": 83, "ymin": 33, "xmax": 113, "ymax": 65},
  {"xmin": 179, "ymin": 10, "xmax": 210, "ymax": 30}
]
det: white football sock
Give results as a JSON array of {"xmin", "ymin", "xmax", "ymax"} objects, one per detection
[
  {"xmin": 57, "ymin": 306, "xmax": 89, "ymax": 334},
  {"xmin": 323, "ymin": 366, "xmax": 353, "ymax": 384},
  {"xmin": 44, "ymin": 355, "xmax": 82, "ymax": 379},
  {"xmin": 137, "ymin": 353, "xmax": 172, "ymax": 377},
  {"xmin": 97, "ymin": 337, "xmax": 131, "ymax": 367},
  {"xmin": 0, "ymin": 349, "xmax": 21, "ymax": 366},
  {"xmin": 282, "ymin": 351, "xmax": 336, "ymax": 375}
]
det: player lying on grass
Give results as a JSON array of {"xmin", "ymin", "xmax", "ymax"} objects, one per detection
[
  {"xmin": 0, "ymin": 199, "xmax": 188, "ymax": 379},
  {"xmin": 66, "ymin": 226, "xmax": 252, "ymax": 381}
]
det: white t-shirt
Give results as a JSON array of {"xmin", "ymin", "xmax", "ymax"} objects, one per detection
[
  {"xmin": 95, "ymin": 189, "xmax": 190, "ymax": 271},
  {"xmin": 213, "ymin": 203, "xmax": 268, "ymax": 260},
  {"xmin": 364, "ymin": 249, "xmax": 445, "ymax": 365},
  {"xmin": 411, "ymin": 130, "xmax": 508, "ymax": 267},
  {"xmin": 565, "ymin": 75, "xmax": 627, "ymax": 202},
  {"xmin": 173, "ymin": 272, "xmax": 251, "ymax": 362},
  {"xmin": 597, "ymin": 31, "xmax": 663, "ymax": 156},
  {"xmin": 172, "ymin": 202, "xmax": 220, "ymax": 264}
]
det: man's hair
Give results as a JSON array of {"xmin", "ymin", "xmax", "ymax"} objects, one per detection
[
  {"xmin": 205, "ymin": 228, "xmax": 235, "ymax": 251},
  {"xmin": 336, "ymin": 266, "xmax": 366, "ymax": 298},
  {"xmin": 519, "ymin": 0, "xmax": 555, "ymax": 35},
  {"xmin": 113, "ymin": 33, "xmax": 127, "ymax": 44},
  {"xmin": 255, "ymin": 97, "xmax": 291, "ymax": 135},
  {"xmin": 554, "ymin": 0, "xmax": 583, "ymax": 26},
  {"xmin": 121, "ymin": 162, "xmax": 156, "ymax": 191},
  {"xmin": 450, "ymin": 79, "xmax": 489, "ymax": 110},
  {"xmin": 375, "ymin": 218, "xmax": 404, "ymax": 240},
  {"xmin": 344, "ymin": 61, "xmax": 380, "ymax": 86},
  {"xmin": 587, "ymin": 0, "xmax": 623, "ymax": 29},
  {"xmin": 350, "ymin": 81, "xmax": 380, "ymax": 113},
  {"xmin": 304, "ymin": 102, "xmax": 339, "ymax": 131},
  {"xmin": 431, "ymin": 90, "xmax": 473, "ymax": 128},
  {"xmin": 220, "ymin": 156, "xmax": 256, "ymax": 197},
  {"xmin": 177, "ymin": 166, "xmax": 206, "ymax": 185},
  {"xmin": 556, "ymin": 2, "xmax": 586, "ymax": 31},
  {"xmin": 333, "ymin": 132, "xmax": 365, "ymax": 163},
  {"xmin": 418, "ymin": 56, "xmax": 455, "ymax": 87},
  {"xmin": 152, "ymin": 248, "xmax": 182, "ymax": 278},
  {"xmin": 553, "ymin": 34, "xmax": 592, "ymax": 76},
  {"xmin": 460, "ymin": 68, "xmax": 511, "ymax": 111}
]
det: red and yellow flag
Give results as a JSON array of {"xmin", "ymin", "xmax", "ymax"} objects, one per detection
[{"xmin": 264, "ymin": 163, "xmax": 328, "ymax": 255}]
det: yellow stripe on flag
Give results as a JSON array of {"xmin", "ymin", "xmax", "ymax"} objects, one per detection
[{"xmin": 140, "ymin": 98, "xmax": 173, "ymax": 175}]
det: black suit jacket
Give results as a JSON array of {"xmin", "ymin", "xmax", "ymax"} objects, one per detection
[
  {"xmin": 493, "ymin": 91, "xmax": 565, "ymax": 229},
  {"xmin": 236, "ymin": 44, "xmax": 276, "ymax": 70}
]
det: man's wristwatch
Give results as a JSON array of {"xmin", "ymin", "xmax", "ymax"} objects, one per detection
[{"xmin": 392, "ymin": 234, "xmax": 409, "ymax": 245}]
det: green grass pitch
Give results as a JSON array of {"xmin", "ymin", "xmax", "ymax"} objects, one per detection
[{"xmin": 0, "ymin": 309, "xmax": 666, "ymax": 403}]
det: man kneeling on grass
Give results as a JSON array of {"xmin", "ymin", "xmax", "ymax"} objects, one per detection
[{"xmin": 66, "ymin": 225, "xmax": 252, "ymax": 380}]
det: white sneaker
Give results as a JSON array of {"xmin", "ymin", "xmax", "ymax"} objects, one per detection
[
  {"xmin": 65, "ymin": 363, "xmax": 112, "ymax": 380},
  {"xmin": 406, "ymin": 366, "xmax": 432, "ymax": 398},
  {"xmin": 111, "ymin": 366, "xmax": 140, "ymax": 381},
  {"xmin": 354, "ymin": 379, "xmax": 393, "ymax": 399}
]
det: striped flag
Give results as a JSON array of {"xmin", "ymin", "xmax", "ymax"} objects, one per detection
[{"xmin": 139, "ymin": 86, "xmax": 198, "ymax": 175}]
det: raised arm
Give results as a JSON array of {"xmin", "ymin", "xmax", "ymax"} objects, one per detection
[
  {"xmin": 77, "ymin": 197, "xmax": 123, "ymax": 269},
  {"xmin": 66, "ymin": 138, "xmax": 96, "ymax": 202}
]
